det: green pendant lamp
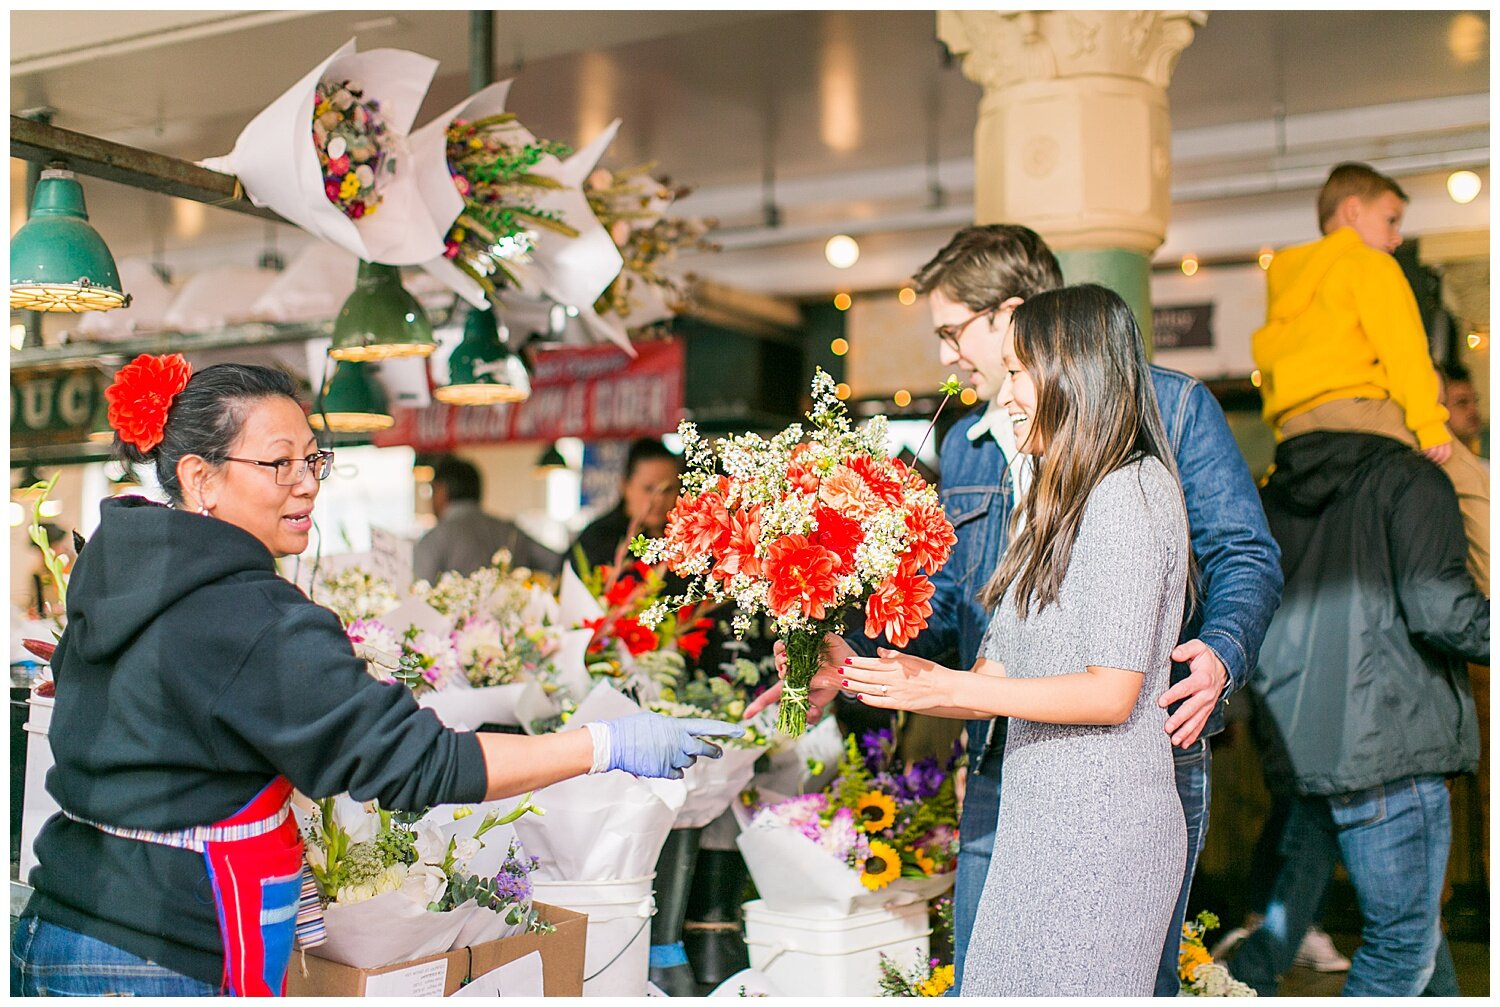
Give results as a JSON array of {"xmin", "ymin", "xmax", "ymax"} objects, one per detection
[
  {"xmin": 10, "ymin": 166, "xmax": 130, "ymax": 313},
  {"xmin": 536, "ymin": 441, "xmax": 567, "ymax": 472},
  {"xmin": 329, "ymin": 261, "xmax": 436, "ymax": 362},
  {"xmin": 433, "ymin": 306, "xmax": 531, "ymax": 405},
  {"xmin": 309, "ymin": 359, "xmax": 395, "ymax": 432}
]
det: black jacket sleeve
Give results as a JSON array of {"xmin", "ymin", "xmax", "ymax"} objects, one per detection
[
  {"xmin": 208, "ymin": 597, "xmax": 489, "ymax": 810},
  {"xmin": 1388, "ymin": 464, "xmax": 1489, "ymax": 665}
]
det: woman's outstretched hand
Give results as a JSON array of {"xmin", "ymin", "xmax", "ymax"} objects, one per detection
[
  {"xmin": 841, "ymin": 648, "xmax": 955, "ymax": 712},
  {"xmin": 742, "ymin": 634, "xmax": 852, "ymax": 724}
]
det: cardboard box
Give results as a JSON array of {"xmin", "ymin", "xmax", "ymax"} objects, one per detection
[{"xmin": 286, "ymin": 902, "xmax": 587, "ymax": 997}]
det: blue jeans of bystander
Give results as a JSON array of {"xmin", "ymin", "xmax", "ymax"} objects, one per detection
[
  {"xmin": 11, "ymin": 916, "xmax": 221, "ymax": 997},
  {"xmin": 1229, "ymin": 775, "xmax": 1453, "ymax": 996}
]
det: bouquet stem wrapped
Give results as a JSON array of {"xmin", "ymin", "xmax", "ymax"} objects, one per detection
[{"xmin": 777, "ymin": 625, "xmax": 831, "ymax": 737}]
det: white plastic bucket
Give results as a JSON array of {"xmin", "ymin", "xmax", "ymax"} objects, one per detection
[
  {"xmin": 19, "ymin": 693, "xmax": 57, "ymax": 884},
  {"xmin": 742, "ymin": 898, "xmax": 932, "ymax": 997},
  {"xmin": 533, "ymin": 873, "xmax": 656, "ymax": 997}
]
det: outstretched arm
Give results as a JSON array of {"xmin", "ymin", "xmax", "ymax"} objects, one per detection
[{"xmin": 843, "ymin": 649, "xmax": 1144, "ymax": 725}]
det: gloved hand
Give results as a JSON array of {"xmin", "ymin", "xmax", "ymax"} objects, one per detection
[{"xmin": 604, "ymin": 713, "xmax": 745, "ymax": 780}]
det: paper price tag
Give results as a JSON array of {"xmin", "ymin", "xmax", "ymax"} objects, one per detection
[
  {"xmin": 369, "ymin": 526, "xmax": 415, "ymax": 591},
  {"xmin": 364, "ymin": 957, "xmax": 448, "ymax": 997},
  {"xmin": 449, "ymin": 951, "xmax": 544, "ymax": 997}
]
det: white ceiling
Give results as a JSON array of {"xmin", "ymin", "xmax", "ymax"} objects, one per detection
[{"xmin": 8, "ymin": 9, "xmax": 1492, "ymax": 298}]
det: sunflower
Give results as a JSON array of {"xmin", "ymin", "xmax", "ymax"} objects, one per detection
[
  {"xmin": 918, "ymin": 965, "xmax": 955, "ymax": 997},
  {"xmin": 855, "ymin": 791, "xmax": 897, "ymax": 833},
  {"xmin": 860, "ymin": 840, "xmax": 902, "ymax": 891}
]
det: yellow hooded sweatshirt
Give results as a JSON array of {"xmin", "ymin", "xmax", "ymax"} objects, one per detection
[{"xmin": 1252, "ymin": 227, "xmax": 1450, "ymax": 449}]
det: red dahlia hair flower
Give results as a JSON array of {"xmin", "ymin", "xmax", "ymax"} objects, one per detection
[{"xmin": 104, "ymin": 353, "xmax": 193, "ymax": 453}]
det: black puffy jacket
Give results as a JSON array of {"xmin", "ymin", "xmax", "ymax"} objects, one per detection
[{"xmin": 1250, "ymin": 432, "xmax": 1487, "ymax": 796}]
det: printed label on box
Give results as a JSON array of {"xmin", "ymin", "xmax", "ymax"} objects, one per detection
[
  {"xmin": 364, "ymin": 958, "xmax": 448, "ymax": 997},
  {"xmin": 450, "ymin": 951, "xmax": 544, "ymax": 997}
]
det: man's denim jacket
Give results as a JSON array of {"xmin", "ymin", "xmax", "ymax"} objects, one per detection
[{"xmin": 852, "ymin": 365, "xmax": 1283, "ymax": 773}]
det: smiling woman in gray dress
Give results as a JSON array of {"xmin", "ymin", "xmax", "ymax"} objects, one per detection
[{"xmin": 844, "ymin": 284, "xmax": 1190, "ymax": 995}]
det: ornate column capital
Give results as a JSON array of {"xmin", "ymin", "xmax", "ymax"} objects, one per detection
[{"xmin": 938, "ymin": 10, "xmax": 1206, "ymax": 91}]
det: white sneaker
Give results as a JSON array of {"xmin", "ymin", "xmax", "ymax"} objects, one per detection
[
  {"xmin": 1210, "ymin": 914, "xmax": 1262, "ymax": 960},
  {"xmin": 1292, "ymin": 926, "xmax": 1352, "ymax": 972}
]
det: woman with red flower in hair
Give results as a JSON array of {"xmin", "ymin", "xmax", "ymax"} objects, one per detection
[{"xmin": 13, "ymin": 356, "xmax": 740, "ymax": 998}]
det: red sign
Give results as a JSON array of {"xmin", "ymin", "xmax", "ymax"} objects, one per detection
[{"xmin": 375, "ymin": 338, "xmax": 685, "ymax": 450}]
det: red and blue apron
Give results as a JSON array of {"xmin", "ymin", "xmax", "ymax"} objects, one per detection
[{"xmin": 62, "ymin": 777, "xmax": 325, "ymax": 996}]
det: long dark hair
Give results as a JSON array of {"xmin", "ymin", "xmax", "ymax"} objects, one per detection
[
  {"xmin": 980, "ymin": 284, "xmax": 1189, "ymax": 617},
  {"xmin": 115, "ymin": 363, "xmax": 300, "ymax": 505}
]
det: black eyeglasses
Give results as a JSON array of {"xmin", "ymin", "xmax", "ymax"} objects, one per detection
[
  {"xmin": 935, "ymin": 304, "xmax": 1000, "ymax": 354},
  {"xmin": 224, "ymin": 450, "xmax": 336, "ymax": 486}
]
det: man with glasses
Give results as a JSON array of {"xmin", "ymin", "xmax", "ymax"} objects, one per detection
[{"xmin": 751, "ymin": 224, "xmax": 1282, "ymax": 994}]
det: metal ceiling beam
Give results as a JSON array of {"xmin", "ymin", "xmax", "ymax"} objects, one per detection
[
  {"xmin": 9, "ymin": 115, "xmax": 286, "ymax": 224},
  {"xmin": 10, "ymin": 320, "xmax": 334, "ymax": 373}
]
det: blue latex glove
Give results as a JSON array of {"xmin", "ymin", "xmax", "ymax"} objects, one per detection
[{"xmin": 605, "ymin": 713, "xmax": 745, "ymax": 780}]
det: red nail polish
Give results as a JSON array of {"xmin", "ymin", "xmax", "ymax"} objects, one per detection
[
  {"xmin": 855, "ymin": 694, "xmax": 864, "ymax": 703},
  {"xmin": 843, "ymin": 658, "xmax": 852, "ymax": 665},
  {"xmin": 841, "ymin": 680, "xmax": 849, "ymax": 688}
]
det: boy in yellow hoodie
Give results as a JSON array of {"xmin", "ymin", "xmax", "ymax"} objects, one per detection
[{"xmin": 1253, "ymin": 162, "xmax": 1488, "ymax": 591}]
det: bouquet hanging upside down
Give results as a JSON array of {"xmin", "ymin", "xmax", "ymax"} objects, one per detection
[{"xmin": 634, "ymin": 370, "xmax": 958, "ymax": 736}]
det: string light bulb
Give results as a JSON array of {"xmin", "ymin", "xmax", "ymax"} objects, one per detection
[
  {"xmin": 1181, "ymin": 255, "xmax": 1199, "ymax": 277},
  {"xmin": 833, "ymin": 292, "xmax": 852, "ymax": 311},
  {"xmin": 1447, "ymin": 170, "xmax": 1482, "ymax": 205},
  {"xmin": 830, "ymin": 337, "xmax": 849, "ymax": 356}
]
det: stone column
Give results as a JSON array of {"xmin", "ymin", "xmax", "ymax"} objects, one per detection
[{"xmin": 938, "ymin": 10, "xmax": 1204, "ymax": 350}]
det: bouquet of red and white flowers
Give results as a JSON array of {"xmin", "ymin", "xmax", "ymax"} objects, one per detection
[{"xmin": 635, "ymin": 370, "xmax": 957, "ymax": 736}]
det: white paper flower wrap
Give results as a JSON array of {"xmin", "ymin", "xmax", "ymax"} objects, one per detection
[{"xmin": 200, "ymin": 40, "xmax": 449, "ymax": 265}]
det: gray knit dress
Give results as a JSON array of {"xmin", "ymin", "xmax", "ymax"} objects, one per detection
[{"xmin": 961, "ymin": 458, "xmax": 1190, "ymax": 997}]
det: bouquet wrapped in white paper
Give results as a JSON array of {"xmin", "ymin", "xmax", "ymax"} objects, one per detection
[
  {"xmin": 200, "ymin": 40, "xmax": 450, "ymax": 265},
  {"xmin": 410, "ymin": 81, "xmax": 581, "ymax": 313},
  {"xmin": 296, "ymin": 793, "xmax": 549, "ymax": 970},
  {"xmin": 733, "ymin": 730, "xmax": 959, "ymax": 918}
]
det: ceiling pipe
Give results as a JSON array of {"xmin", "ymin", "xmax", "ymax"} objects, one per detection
[{"xmin": 469, "ymin": 10, "xmax": 494, "ymax": 93}]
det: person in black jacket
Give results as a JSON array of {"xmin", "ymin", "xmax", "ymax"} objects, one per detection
[
  {"xmin": 12, "ymin": 359, "xmax": 738, "ymax": 997},
  {"xmin": 569, "ymin": 437, "xmax": 681, "ymax": 574},
  {"xmin": 1232, "ymin": 430, "xmax": 1488, "ymax": 996}
]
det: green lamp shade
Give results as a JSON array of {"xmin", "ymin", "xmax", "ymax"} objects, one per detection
[
  {"xmin": 10, "ymin": 168, "xmax": 130, "ymax": 313},
  {"xmin": 536, "ymin": 442, "xmax": 567, "ymax": 471},
  {"xmin": 310, "ymin": 360, "xmax": 394, "ymax": 432},
  {"xmin": 433, "ymin": 306, "xmax": 531, "ymax": 406},
  {"xmin": 329, "ymin": 261, "xmax": 436, "ymax": 362}
]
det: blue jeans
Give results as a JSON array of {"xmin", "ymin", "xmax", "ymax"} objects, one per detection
[
  {"xmin": 1154, "ymin": 739, "xmax": 1212, "ymax": 996},
  {"xmin": 951, "ymin": 747, "xmax": 1004, "ymax": 995},
  {"xmin": 11, "ymin": 916, "xmax": 221, "ymax": 997},
  {"xmin": 952, "ymin": 739, "xmax": 1209, "ymax": 996},
  {"xmin": 1230, "ymin": 775, "xmax": 1453, "ymax": 996}
]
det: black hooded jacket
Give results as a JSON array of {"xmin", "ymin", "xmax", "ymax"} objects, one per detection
[
  {"xmin": 26, "ymin": 496, "xmax": 488, "ymax": 985},
  {"xmin": 1250, "ymin": 432, "xmax": 1487, "ymax": 796}
]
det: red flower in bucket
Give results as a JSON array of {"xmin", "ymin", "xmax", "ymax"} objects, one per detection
[{"xmin": 104, "ymin": 353, "xmax": 193, "ymax": 453}]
